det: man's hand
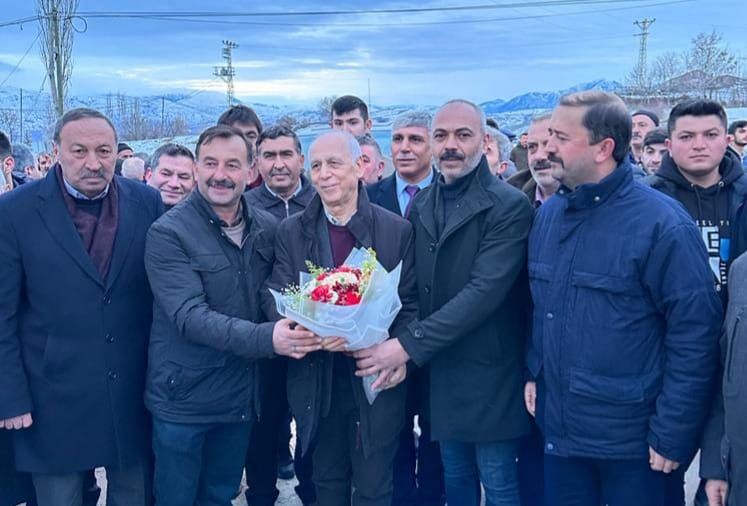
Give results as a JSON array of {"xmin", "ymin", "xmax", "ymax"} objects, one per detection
[
  {"xmin": 272, "ymin": 319, "xmax": 322, "ymax": 359},
  {"xmin": 524, "ymin": 381, "xmax": 536, "ymax": 417},
  {"xmin": 321, "ymin": 336, "xmax": 348, "ymax": 352},
  {"xmin": 371, "ymin": 364, "xmax": 408, "ymax": 391},
  {"xmin": 0, "ymin": 413, "xmax": 33, "ymax": 430},
  {"xmin": 353, "ymin": 338, "xmax": 409, "ymax": 377},
  {"xmin": 705, "ymin": 479, "xmax": 728, "ymax": 506},
  {"xmin": 649, "ymin": 447, "xmax": 680, "ymax": 474}
]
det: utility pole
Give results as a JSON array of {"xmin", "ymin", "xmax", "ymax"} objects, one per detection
[
  {"xmin": 19, "ymin": 89, "xmax": 23, "ymax": 142},
  {"xmin": 161, "ymin": 96, "xmax": 165, "ymax": 135},
  {"xmin": 633, "ymin": 18, "xmax": 655, "ymax": 92},
  {"xmin": 214, "ymin": 40, "xmax": 239, "ymax": 108}
]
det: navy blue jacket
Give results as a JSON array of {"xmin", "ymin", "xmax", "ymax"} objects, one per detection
[
  {"xmin": 527, "ymin": 161, "xmax": 723, "ymax": 463},
  {"xmin": 366, "ymin": 173, "xmax": 402, "ymax": 216},
  {"xmin": 0, "ymin": 172, "xmax": 162, "ymax": 473}
]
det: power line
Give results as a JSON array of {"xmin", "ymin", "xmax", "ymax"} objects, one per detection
[
  {"xmin": 0, "ymin": 0, "xmax": 689, "ymax": 28},
  {"xmin": 0, "ymin": 31, "xmax": 41, "ymax": 88},
  {"xmin": 72, "ymin": 1, "xmax": 675, "ymax": 18},
  {"xmin": 111, "ymin": 0, "xmax": 690, "ymax": 28}
]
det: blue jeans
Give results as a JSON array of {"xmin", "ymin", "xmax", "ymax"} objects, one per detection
[
  {"xmin": 152, "ymin": 418, "xmax": 251, "ymax": 506},
  {"xmin": 544, "ymin": 454, "xmax": 666, "ymax": 506},
  {"xmin": 439, "ymin": 439, "xmax": 520, "ymax": 506}
]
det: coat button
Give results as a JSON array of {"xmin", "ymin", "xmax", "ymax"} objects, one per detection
[
  {"xmin": 546, "ymin": 312, "xmax": 554, "ymax": 320},
  {"xmin": 306, "ymin": 405, "xmax": 311, "ymax": 411},
  {"xmin": 546, "ymin": 443, "xmax": 554, "ymax": 451},
  {"xmin": 424, "ymin": 286, "xmax": 431, "ymax": 294},
  {"xmin": 105, "ymin": 333, "xmax": 114, "ymax": 343},
  {"xmin": 103, "ymin": 294, "xmax": 112, "ymax": 305},
  {"xmin": 429, "ymin": 243, "xmax": 436, "ymax": 252},
  {"xmin": 593, "ymin": 196, "xmax": 600, "ymax": 202},
  {"xmin": 107, "ymin": 371, "xmax": 118, "ymax": 381},
  {"xmin": 414, "ymin": 328, "xmax": 424, "ymax": 338},
  {"xmin": 240, "ymin": 414, "xmax": 246, "ymax": 420}
]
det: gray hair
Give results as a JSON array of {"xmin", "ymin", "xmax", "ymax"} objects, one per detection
[
  {"xmin": 133, "ymin": 152, "xmax": 151, "ymax": 168},
  {"xmin": 11, "ymin": 144, "xmax": 35, "ymax": 171},
  {"xmin": 437, "ymin": 99, "xmax": 487, "ymax": 135},
  {"xmin": 356, "ymin": 135, "xmax": 382, "ymax": 159},
  {"xmin": 53, "ymin": 108, "xmax": 118, "ymax": 144},
  {"xmin": 121, "ymin": 157, "xmax": 145, "ymax": 179},
  {"xmin": 392, "ymin": 110, "xmax": 432, "ymax": 133},
  {"xmin": 486, "ymin": 127, "xmax": 511, "ymax": 163},
  {"xmin": 309, "ymin": 130, "xmax": 362, "ymax": 162},
  {"xmin": 150, "ymin": 143, "xmax": 195, "ymax": 171}
]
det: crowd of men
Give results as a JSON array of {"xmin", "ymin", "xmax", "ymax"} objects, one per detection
[{"xmin": 1, "ymin": 91, "xmax": 747, "ymax": 506}]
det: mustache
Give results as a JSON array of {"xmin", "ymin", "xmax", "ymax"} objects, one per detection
[
  {"xmin": 531, "ymin": 159, "xmax": 553, "ymax": 171},
  {"xmin": 207, "ymin": 179, "xmax": 236, "ymax": 189},
  {"xmin": 80, "ymin": 169, "xmax": 106, "ymax": 179},
  {"xmin": 269, "ymin": 168, "xmax": 291, "ymax": 177},
  {"xmin": 440, "ymin": 150, "xmax": 465, "ymax": 161},
  {"xmin": 547, "ymin": 154, "xmax": 564, "ymax": 167}
]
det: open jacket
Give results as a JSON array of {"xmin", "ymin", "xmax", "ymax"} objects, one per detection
[
  {"xmin": 266, "ymin": 186, "xmax": 418, "ymax": 458},
  {"xmin": 0, "ymin": 171, "xmax": 163, "ymax": 473},
  {"xmin": 398, "ymin": 157, "xmax": 534, "ymax": 443}
]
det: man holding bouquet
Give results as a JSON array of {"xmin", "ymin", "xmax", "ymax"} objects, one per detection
[{"xmin": 268, "ymin": 129, "xmax": 418, "ymax": 505}]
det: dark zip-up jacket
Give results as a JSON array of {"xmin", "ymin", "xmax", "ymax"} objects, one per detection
[
  {"xmin": 144, "ymin": 190, "xmax": 278, "ymax": 424},
  {"xmin": 244, "ymin": 174, "xmax": 316, "ymax": 221}
]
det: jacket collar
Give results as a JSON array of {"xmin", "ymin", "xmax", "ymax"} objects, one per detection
[
  {"xmin": 189, "ymin": 188, "xmax": 259, "ymax": 234},
  {"xmin": 414, "ymin": 155, "xmax": 495, "ymax": 241},
  {"xmin": 558, "ymin": 159, "xmax": 633, "ymax": 211},
  {"xmin": 255, "ymin": 173, "xmax": 316, "ymax": 206},
  {"xmin": 37, "ymin": 167, "xmax": 137, "ymax": 289},
  {"xmin": 300, "ymin": 181, "xmax": 374, "ymax": 248}
]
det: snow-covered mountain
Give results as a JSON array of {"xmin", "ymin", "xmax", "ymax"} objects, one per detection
[{"xmin": 0, "ymin": 79, "xmax": 623, "ymax": 149}]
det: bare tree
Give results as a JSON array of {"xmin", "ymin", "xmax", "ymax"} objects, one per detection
[
  {"xmin": 685, "ymin": 30, "xmax": 740, "ymax": 98},
  {"xmin": 317, "ymin": 95, "xmax": 338, "ymax": 121},
  {"xmin": 276, "ymin": 114, "xmax": 299, "ymax": 131},
  {"xmin": 649, "ymin": 51, "xmax": 684, "ymax": 94},
  {"xmin": 38, "ymin": 0, "xmax": 80, "ymax": 118},
  {"xmin": 0, "ymin": 109, "xmax": 20, "ymax": 141}
]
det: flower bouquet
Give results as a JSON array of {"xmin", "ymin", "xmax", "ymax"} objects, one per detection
[{"xmin": 269, "ymin": 247, "xmax": 403, "ymax": 404}]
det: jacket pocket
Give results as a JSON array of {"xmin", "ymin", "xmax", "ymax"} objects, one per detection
[
  {"xmin": 570, "ymin": 271, "xmax": 652, "ymax": 369},
  {"xmin": 190, "ymin": 254, "xmax": 231, "ymax": 272},
  {"xmin": 165, "ymin": 359, "xmax": 227, "ymax": 402},
  {"xmin": 569, "ymin": 367, "xmax": 661, "ymax": 404}
]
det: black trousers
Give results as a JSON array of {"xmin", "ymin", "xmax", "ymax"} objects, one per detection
[
  {"xmin": 245, "ymin": 358, "xmax": 315, "ymax": 505},
  {"xmin": 312, "ymin": 396, "xmax": 399, "ymax": 506},
  {"xmin": 391, "ymin": 368, "xmax": 445, "ymax": 506}
]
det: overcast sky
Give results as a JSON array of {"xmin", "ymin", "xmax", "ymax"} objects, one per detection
[{"xmin": 0, "ymin": 0, "xmax": 744, "ymax": 106}]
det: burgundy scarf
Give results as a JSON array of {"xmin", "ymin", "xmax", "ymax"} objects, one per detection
[{"xmin": 55, "ymin": 164, "xmax": 119, "ymax": 281}]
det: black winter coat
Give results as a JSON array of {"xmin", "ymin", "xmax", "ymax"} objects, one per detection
[
  {"xmin": 398, "ymin": 157, "xmax": 533, "ymax": 443},
  {"xmin": 144, "ymin": 190, "xmax": 278, "ymax": 424},
  {"xmin": 267, "ymin": 187, "xmax": 418, "ymax": 457}
]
